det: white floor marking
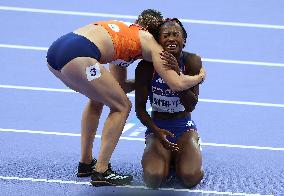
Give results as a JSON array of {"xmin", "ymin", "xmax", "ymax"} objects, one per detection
[
  {"xmin": 1, "ymin": 43, "xmax": 284, "ymax": 67},
  {"xmin": 0, "ymin": 176, "xmax": 274, "ymax": 196},
  {"xmin": 0, "ymin": 6, "xmax": 284, "ymax": 30},
  {"xmin": 1, "ymin": 128, "xmax": 283, "ymax": 151}
]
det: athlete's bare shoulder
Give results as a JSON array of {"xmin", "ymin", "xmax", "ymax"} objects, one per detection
[
  {"xmin": 139, "ymin": 30, "xmax": 155, "ymax": 43},
  {"xmin": 139, "ymin": 30, "xmax": 162, "ymax": 62}
]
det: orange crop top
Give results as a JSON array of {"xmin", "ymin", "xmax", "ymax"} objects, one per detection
[{"xmin": 95, "ymin": 20, "xmax": 143, "ymax": 67}]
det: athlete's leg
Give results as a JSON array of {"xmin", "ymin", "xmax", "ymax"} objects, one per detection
[
  {"xmin": 48, "ymin": 57, "xmax": 131, "ymax": 173},
  {"xmin": 175, "ymin": 130, "xmax": 204, "ymax": 188},
  {"xmin": 80, "ymin": 100, "xmax": 103, "ymax": 164},
  {"xmin": 142, "ymin": 134, "xmax": 171, "ymax": 188},
  {"xmin": 49, "ymin": 64, "xmax": 103, "ymax": 178}
]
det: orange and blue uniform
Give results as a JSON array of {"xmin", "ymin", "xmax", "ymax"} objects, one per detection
[
  {"xmin": 95, "ymin": 20, "xmax": 143, "ymax": 67},
  {"xmin": 46, "ymin": 20, "xmax": 143, "ymax": 71}
]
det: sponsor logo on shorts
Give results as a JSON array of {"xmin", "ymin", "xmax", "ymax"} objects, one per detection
[{"xmin": 187, "ymin": 120, "xmax": 195, "ymax": 127}]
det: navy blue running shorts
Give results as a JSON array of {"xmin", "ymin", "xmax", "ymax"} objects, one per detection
[
  {"xmin": 46, "ymin": 32, "xmax": 101, "ymax": 71},
  {"xmin": 145, "ymin": 116, "xmax": 197, "ymax": 144}
]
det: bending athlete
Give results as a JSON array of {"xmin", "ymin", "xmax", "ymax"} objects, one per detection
[{"xmin": 75, "ymin": 10, "xmax": 165, "ymax": 182}]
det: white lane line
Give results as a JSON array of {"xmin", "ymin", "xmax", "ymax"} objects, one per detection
[
  {"xmin": 0, "ymin": 44, "xmax": 48, "ymax": 51},
  {"xmin": 203, "ymin": 58, "xmax": 284, "ymax": 67},
  {"xmin": 198, "ymin": 98, "xmax": 284, "ymax": 108},
  {"xmin": 0, "ymin": 84, "xmax": 135, "ymax": 97},
  {"xmin": 1, "ymin": 84, "xmax": 283, "ymax": 108},
  {"xmin": 0, "ymin": 176, "xmax": 89, "ymax": 185},
  {"xmin": 122, "ymin": 123, "xmax": 136, "ymax": 133},
  {"xmin": 0, "ymin": 128, "xmax": 81, "ymax": 137},
  {"xmin": 1, "ymin": 43, "xmax": 284, "ymax": 67},
  {"xmin": 0, "ymin": 176, "xmax": 274, "ymax": 196},
  {"xmin": 0, "ymin": 6, "xmax": 137, "ymax": 19},
  {"xmin": 1, "ymin": 128, "xmax": 284, "ymax": 151},
  {"xmin": 0, "ymin": 5, "xmax": 284, "ymax": 30},
  {"xmin": 0, "ymin": 84, "xmax": 75, "ymax": 93},
  {"xmin": 122, "ymin": 184, "xmax": 274, "ymax": 196},
  {"xmin": 202, "ymin": 143, "xmax": 284, "ymax": 151}
]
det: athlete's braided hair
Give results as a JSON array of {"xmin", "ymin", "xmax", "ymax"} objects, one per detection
[{"xmin": 136, "ymin": 9, "xmax": 164, "ymax": 37}]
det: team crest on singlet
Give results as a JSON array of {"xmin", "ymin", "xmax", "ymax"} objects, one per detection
[
  {"xmin": 108, "ymin": 21, "xmax": 135, "ymax": 33},
  {"xmin": 108, "ymin": 24, "xmax": 120, "ymax": 32}
]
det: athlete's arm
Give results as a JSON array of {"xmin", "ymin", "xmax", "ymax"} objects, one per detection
[
  {"xmin": 140, "ymin": 31, "xmax": 205, "ymax": 92},
  {"xmin": 135, "ymin": 60, "xmax": 156, "ymax": 131},
  {"xmin": 178, "ymin": 52, "xmax": 202, "ymax": 112},
  {"xmin": 135, "ymin": 60, "xmax": 179, "ymax": 151},
  {"xmin": 185, "ymin": 53, "xmax": 203, "ymax": 97},
  {"xmin": 109, "ymin": 63, "xmax": 135, "ymax": 93},
  {"xmin": 160, "ymin": 51, "xmax": 204, "ymax": 112}
]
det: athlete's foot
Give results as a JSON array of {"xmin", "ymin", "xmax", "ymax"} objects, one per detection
[
  {"xmin": 77, "ymin": 158, "xmax": 97, "ymax": 177},
  {"xmin": 90, "ymin": 167, "xmax": 133, "ymax": 186}
]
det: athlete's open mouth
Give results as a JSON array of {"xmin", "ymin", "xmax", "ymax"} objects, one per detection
[{"xmin": 166, "ymin": 44, "xmax": 177, "ymax": 49}]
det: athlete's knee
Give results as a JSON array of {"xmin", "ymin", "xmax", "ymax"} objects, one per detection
[
  {"xmin": 142, "ymin": 159, "xmax": 167, "ymax": 188},
  {"xmin": 111, "ymin": 97, "xmax": 132, "ymax": 113},
  {"xmin": 179, "ymin": 169, "xmax": 204, "ymax": 188},
  {"xmin": 143, "ymin": 169, "xmax": 164, "ymax": 189},
  {"xmin": 120, "ymin": 98, "xmax": 132, "ymax": 113}
]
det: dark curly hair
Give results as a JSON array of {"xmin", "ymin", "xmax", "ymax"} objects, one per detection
[
  {"xmin": 136, "ymin": 9, "xmax": 164, "ymax": 36},
  {"xmin": 155, "ymin": 18, "xmax": 188, "ymax": 47}
]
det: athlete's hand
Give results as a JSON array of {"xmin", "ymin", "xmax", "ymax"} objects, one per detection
[
  {"xmin": 199, "ymin": 67, "xmax": 206, "ymax": 84},
  {"xmin": 160, "ymin": 51, "xmax": 180, "ymax": 74},
  {"xmin": 154, "ymin": 127, "xmax": 180, "ymax": 152}
]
